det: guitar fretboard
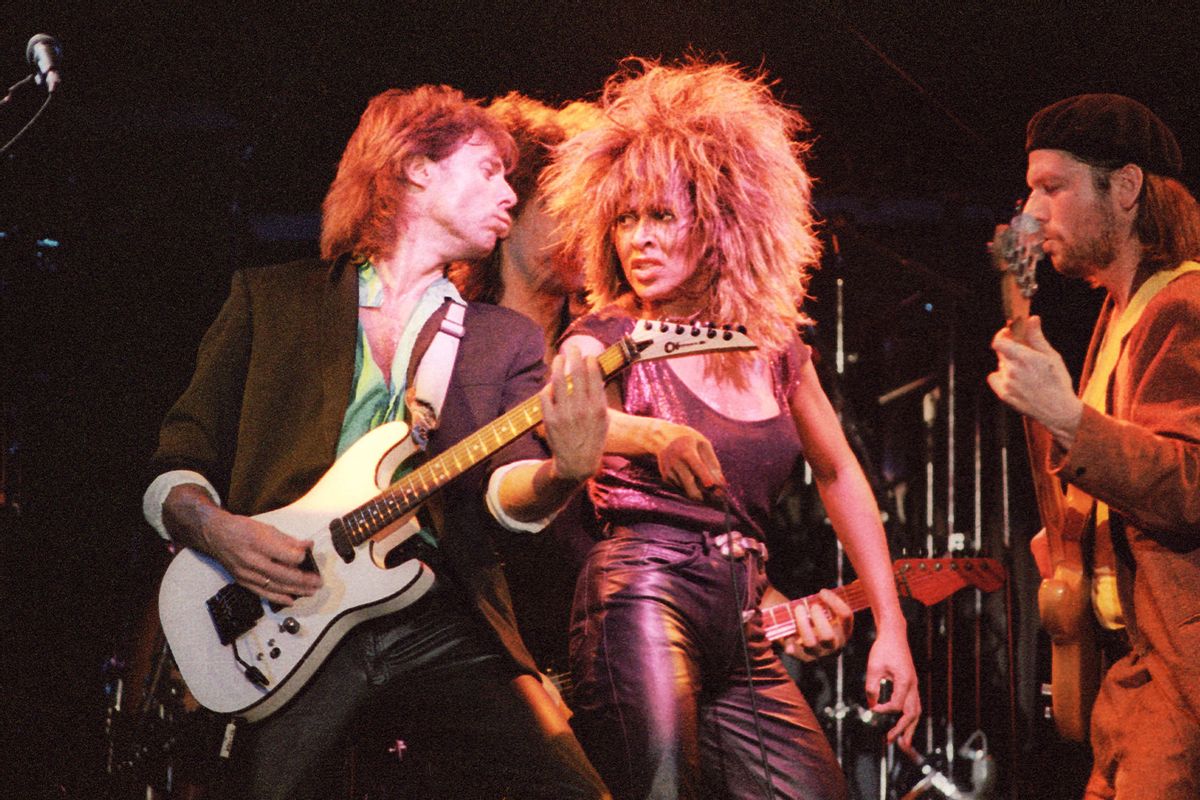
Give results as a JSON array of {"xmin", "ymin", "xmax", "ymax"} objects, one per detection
[
  {"xmin": 337, "ymin": 337, "xmax": 636, "ymax": 548},
  {"xmin": 761, "ymin": 583, "xmax": 868, "ymax": 641}
]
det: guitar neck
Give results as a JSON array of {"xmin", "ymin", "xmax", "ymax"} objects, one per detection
[
  {"xmin": 337, "ymin": 337, "xmax": 636, "ymax": 549},
  {"xmin": 758, "ymin": 558, "xmax": 1005, "ymax": 642},
  {"xmin": 999, "ymin": 273, "xmax": 1069, "ymax": 564},
  {"xmin": 760, "ymin": 581, "xmax": 867, "ymax": 642}
]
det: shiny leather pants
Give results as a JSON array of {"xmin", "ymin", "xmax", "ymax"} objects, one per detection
[{"xmin": 569, "ymin": 528, "xmax": 847, "ymax": 800}]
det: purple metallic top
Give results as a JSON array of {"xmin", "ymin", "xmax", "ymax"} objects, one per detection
[{"xmin": 567, "ymin": 310, "xmax": 809, "ymax": 537}]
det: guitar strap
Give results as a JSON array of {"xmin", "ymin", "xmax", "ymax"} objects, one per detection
[
  {"xmin": 404, "ymin": 297, "xmax": 467, "ymax": 451},
  {"xmin": 1074, "ymin": 260, "xmax": 1200, "ymax": 631}
]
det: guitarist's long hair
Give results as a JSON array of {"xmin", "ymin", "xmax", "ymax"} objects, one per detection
[
  {"xmin": 320, "ymin": 86, "xmax": 517, "ymax": 264},
  {"xmin": 541, "ymin": 56, "xmax": 822, "ymax": 360},
  {"xmin": 1133, "ymin": 173, "xmax": 1200, "ymax": 275}
]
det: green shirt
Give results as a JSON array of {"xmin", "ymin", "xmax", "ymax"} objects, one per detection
[{"xmin": 335, "ymin": 263, "xmax": 466, "ymax": 457}]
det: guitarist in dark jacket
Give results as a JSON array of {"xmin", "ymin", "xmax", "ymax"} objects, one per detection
[
  {"xmin": 142, "ymin": 86, "xmax": 611, "ymax": 800},
  {"xmin": 989, "ymin": 94, "xmax": 1200, "ymax": 799}
]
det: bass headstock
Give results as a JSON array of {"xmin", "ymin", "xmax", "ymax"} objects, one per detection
[{"xmin": 989, "ymin": 210, "xmax": 1045, "ymax": 331}]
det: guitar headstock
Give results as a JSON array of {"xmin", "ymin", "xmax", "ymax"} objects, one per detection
[
  {"xmin": 989, "ymin": 211, "xmax": 1045, "ymax": 329},
  {"xmin": 626, "ymin": 319, "xmax": 757, "ymax": 363},
  {"xmin": 894, "ymin": 557, "xmax": 1007, "ymax": 606}
]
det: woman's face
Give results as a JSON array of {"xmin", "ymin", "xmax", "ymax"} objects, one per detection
[{"xmin": 611, "ymin": 187, "xmax": 703, "ymax": 317}]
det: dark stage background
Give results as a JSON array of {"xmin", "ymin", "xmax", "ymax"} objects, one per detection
[{"xmin": 1, "ymin": 3, "xmax": 1198, "ymax": 798}]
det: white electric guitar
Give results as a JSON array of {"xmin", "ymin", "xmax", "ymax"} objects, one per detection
[{"xmin": 159, "ymin": 319, "xmax": 756, "ymax": 722}]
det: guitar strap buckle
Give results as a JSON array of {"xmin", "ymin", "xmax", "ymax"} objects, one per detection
[{"xmin": 405, "ymin": 298, "xmax": 467, "ymax": 451}]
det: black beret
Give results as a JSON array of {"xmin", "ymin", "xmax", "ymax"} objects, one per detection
[{"xmin": 1026, "ymin": 93, "xmax": 1182, "ymax": 179}]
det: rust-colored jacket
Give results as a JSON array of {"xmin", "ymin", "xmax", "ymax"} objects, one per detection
[{"xmin": 1052, "ymin": 270, "xmax": 1200, "ymax": 724}]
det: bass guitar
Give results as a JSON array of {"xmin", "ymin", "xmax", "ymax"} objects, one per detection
[
  {"xmin": 159, "ymin": 319, "xmax": 756, "ymax": 722},
  {"xmin": 991, "ymin": 213, "xmax": 1098, "ymax": 742}
]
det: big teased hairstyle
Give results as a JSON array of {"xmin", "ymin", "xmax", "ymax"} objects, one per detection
[
  {"xmin": 320, "ymin": 85, "xmax": 516, "ymax": 263},
  {"xmin": 451, "ymin": 93, "xmax": 602, "ymax": 304},
  {"xmin": 540, "ymin": 57, "xmax": 821, "ymax": 357}
]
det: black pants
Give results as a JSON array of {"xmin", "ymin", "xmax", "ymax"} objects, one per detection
[
  {"xmin": 569, "ymin": 527, "xmax": 846, "ymax": 800},
  {"xmin": 228, "ymin": 579, "xmax": 608, "ymax": 800}
]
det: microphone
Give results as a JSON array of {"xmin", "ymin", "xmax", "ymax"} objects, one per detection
[{"xmin": 26, "ymin": 34, "xmax": 62, "ymax": 93}]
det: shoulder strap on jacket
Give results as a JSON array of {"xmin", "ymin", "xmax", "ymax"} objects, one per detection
[{"xmin": 404, "ymin": 297, "xmax": 467, "ymax": 450}]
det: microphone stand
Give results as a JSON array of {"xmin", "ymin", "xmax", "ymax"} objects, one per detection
[{"xmin": 832, "ymin": 232, "xmax": 848, "ymax": 769}]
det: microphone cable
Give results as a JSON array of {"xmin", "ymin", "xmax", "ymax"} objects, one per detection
[
  {"xmin": 0, "ymin": 89, "xmax": 53, "ymax": 158},
  {"xmin": 712, "ymin": 485, "xmax": 777, "ymax": 799}
]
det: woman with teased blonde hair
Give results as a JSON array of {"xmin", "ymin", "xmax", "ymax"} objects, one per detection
[{"xmin": 543, "ymin": 58, "xmax": 920, "ymax": 799}]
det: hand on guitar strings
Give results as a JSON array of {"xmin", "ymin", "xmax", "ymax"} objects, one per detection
[
  {"xmin": 164, "ymin": 483, "xmax": 322, "ymax": 606},
  {"xmin": 761, "ymin": 584, "xmax": 855, "ymax": 662},
  {"xmin": 988, "ymin": 314, "xmax": 1084, "ymax": 449},
  {"xmin": 211, "ymin": 513, "xmax": 321, "ymax": 606}
]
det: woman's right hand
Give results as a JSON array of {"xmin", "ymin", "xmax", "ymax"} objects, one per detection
[{"xmin": 650, "ymin": 419, "xmax": 726, "ymax": 501}]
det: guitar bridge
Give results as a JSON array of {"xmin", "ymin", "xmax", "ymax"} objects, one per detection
[{"xmin": 207, "ymin": 584, "xmax": 264, "ymax": 646}]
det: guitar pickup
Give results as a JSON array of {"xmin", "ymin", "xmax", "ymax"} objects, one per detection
[{"xmin": 207, "ymin": 584, "xmax": 265, "ymax": 646}]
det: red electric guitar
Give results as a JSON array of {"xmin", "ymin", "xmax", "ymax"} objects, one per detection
[{"xmin": 759, "ymin": 557, "xmax": 1006, "ymax": 641}]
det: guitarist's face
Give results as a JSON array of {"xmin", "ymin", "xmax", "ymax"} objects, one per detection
[
  {"xmin": 1026, "ymin": 149, "xmax": 1122, "ymax": 282},
  {"xmin": 419, "ymin": 136, "xmax": 519, "ymax": 262}
]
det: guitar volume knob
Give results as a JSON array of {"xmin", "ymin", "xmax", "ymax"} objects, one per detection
[{"xmin": 280, "ymin": 617, "xmax": 301, "ymax": 635}]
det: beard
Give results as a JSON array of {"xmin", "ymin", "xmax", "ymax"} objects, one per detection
[{"xmin": 1051, "ymin": 197, "xmax": 1120, "ymax": 280}]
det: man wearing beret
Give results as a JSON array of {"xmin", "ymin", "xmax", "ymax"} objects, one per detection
[{"xmin": 989, "ymin": 93, "xmax": 1200, "ymax": 798}]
